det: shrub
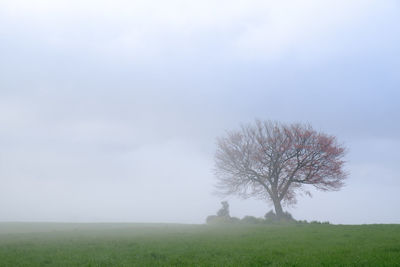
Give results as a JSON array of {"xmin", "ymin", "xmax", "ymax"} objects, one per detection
[
  {"xmin": 206, "ymin": 215, "xmax": 238, "ymax": 224},
  {"xmin": 216, "ymin": 201, "xmax": 230, "ymax": 218},
  {"xmin": 206, "ymin": 201, "xmax": 235, "ymax": 224},
  {"xmin": 206, "ymin": 215, "xmax": 217, "ymax": 224},
  {"xmin": 264, "ymin": 210, "xmax": 295, "ymax": 223},
  {"xmin": 296, "ymin": 220, "xmax": 308, "ymax": 224},
  {"xmin": 241, "ymin": 216, "xmax": 264, "ymax": 224},
  {"xmin": 282, "ymin": 211, "xmax": 295, "ymax": 221},
  {"xmin": 230, "ymin": 217, "xmax": 241, "ymax": 223},
  {"xmin": 264, "ymin": 210, "xmax": 276, "ymax": 221},
  {"xmin": 309, "ymin": 220, "xmax": 330, "ymax": 225}
]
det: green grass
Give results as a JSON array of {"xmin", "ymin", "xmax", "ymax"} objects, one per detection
[{"xmin": 0, "ymin": 223, "xmax": 399, "ymax": 266}]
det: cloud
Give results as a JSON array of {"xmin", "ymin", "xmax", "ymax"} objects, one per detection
[{"xmin": 2, "ymin": 0, "xmax": 398, "ymax": 63}]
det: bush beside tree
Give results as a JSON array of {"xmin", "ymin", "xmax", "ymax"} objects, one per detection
[{"xmin": 206, "ymin": 203, "xmax": 330, "ymax": 225}]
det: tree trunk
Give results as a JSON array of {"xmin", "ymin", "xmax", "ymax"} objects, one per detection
[{"xmin": 272, "ymin": 198, "xmax": 284, "ymax": 218}]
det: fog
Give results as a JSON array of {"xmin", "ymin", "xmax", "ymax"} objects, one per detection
[{"xmin": 1, "ymin": 0, "xmax": 399, "ymax": 224}]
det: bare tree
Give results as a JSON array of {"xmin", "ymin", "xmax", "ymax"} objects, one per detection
[{"xmin": 214, "ymin": 120, "xmax": 347, "ymax": 218}]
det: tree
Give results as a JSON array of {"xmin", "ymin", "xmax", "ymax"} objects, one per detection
[{"xmin": 214, "ymin": 120, "xmax": 347, "ymax": 218}]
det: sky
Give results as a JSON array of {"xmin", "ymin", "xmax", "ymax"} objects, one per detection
[{"xmin": 0, "ymin": 0, "xmax": 399, "ymax": 224}]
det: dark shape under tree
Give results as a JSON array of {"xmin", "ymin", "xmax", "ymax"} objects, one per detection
[
  {"xmin": 206, "ymin": 201, "xmax": 234, "ymax": 224},
  {"xmin": 214, "ymin": 120, "xmax": 347, "ymax": 218},
  {"xmin": 217, "ymin": 201, "xmax": 230, "ymax": 217}
]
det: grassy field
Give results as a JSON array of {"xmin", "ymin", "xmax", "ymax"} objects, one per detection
[{"xmin": 0, "ymin": 223, "xmax": 399, "ymax": 266}]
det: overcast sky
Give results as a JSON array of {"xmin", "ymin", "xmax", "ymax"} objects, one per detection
[{"xmin": 1, "ymin": 0, "xmax": 399, "ymax": 224}]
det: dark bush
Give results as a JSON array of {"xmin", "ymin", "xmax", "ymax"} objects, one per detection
[
  {"xmin": 296, "ymin": 220, "xmax": 308, "ymax": 224},
  {"xmin": 309, "ymin": 220, "xmax": 330, "ymax": 224},
  {"xmin": 264, "ymin": 210, "xmax": 277, "ymax": 222},
  {"xmin": 206, "ymin": 215, "xmax": 232, "ymax": 224},
  {"xmin": 241, "ymin": 216, "xmax": 264, "ymax": 224},
  {"xmin": 264, "ymin": 210, "xmax": 295, "ymax": 223},
  {"xmin": 206, "ymin": 201, "xmax": 236, "ymax": 224},
  {"xmin": 206, "ymin": 215, "xmax": 217, "ymax": 224},
  {"xmin": 230, "ymin": 217, "xmax": 240, "ymax": 223},
  {"xmin": 206, "ymin": 215, "xmax": 239, "ymax": 224},
  {"xmin": 216, "ymin": 201, "xmax": 230, "ymax": 218},
  {"xmin": 282, "ymin": 211, "xmax": 295, "ymax": 221}
]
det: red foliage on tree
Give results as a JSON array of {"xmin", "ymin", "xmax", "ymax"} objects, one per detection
[{"xmin": 214, "ymin": 120, "xmax": 347, "ymax": 218}]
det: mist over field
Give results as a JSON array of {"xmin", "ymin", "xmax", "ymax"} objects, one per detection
[{"xmin": 0, "ymin": 0, "xmax": 399, "ymax": 224}]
